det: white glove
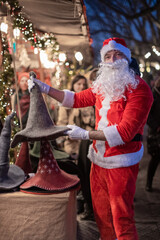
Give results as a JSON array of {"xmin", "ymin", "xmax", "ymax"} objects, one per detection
[
  {"xmin": 28, "ymin": 77, "xmax": 50, "ymax": 94},
  {"xmin": 66, "ymin": 125, "xmax": 89, "ymax": 140}
]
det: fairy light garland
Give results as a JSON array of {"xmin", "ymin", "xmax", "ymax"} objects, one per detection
[
  {"xmin": 0, "ymin": 0, "xmax": 60, "ymax": 118},
  {"xmin": 0, "ymin": 33, "xmax": 20, "ymax": 163},
  {"xmin": 0, "ymin": 34, "xmax": 19, "ymax": 128},
  {"xmin": 0, "ymin": 34, "xmax": 14, "ymax": 117},
  {"xmin": 1, "ymin": 0, "xmax": 59, "ymax": 55},
  {"xmin": 152, "ymin": 46, "xmax": 160, "ymax": 57}
]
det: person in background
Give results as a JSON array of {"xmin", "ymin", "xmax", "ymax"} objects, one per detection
[
  {"xmin": 77, "ymin": 70, "xmax": 98, "ymax": 221},
  {"xmin": 12, "ymin": 72, "xmax": 30, "ymax": 129},
  {"xmin": 28, "ymin": 37, "xmax": 153, "ymax": 240},
  {"xmin": 88, "ymin": 68, "xmax": 99, "ymax": 86},
  {"xmin": 57, "ymin": 74, "xmax": 95, "ymax": 220},
  {"xmin": 57, "ymin": 74, "xmax": 95, "ymax": 159},
  {"xmin": 146, "ymin": 75, "xmax": 160, "ymax": 192},
  {"xmin": 129, "ymin": 57, "xmax": 140, "ymax": 77}
]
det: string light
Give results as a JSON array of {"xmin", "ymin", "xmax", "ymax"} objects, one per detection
[
  {"xmin": 152, "ymin": 46, "xmax": 160, "ymax": 56},
  {"xmin": 75, "ymin": 51, "xmax": 83, "ymax": 62},
  {"xmin": 0, "ymin": 22, "xmax": 8, "ymax": 34},
  {"xmin": 144, "ymin": 52, "xmax": 151, "ymax": 59},
  {"xmin": 59, "ymin": 52, "xmax": 66, "ymax": 62},
  {"xmin": 0, "ymin": 0, "xmax": 59, "ymax": 58},
  {"xmin": 155, "ymin": 63, "xmax": 160, "ymax": 70}
]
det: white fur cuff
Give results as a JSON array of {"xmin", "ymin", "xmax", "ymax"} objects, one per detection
[
  {"xmin": 61, "ymin": 90, "xmax": 75, "ymax": 108},
  {"xmin": 103, "ymin": 125, "xmax": 125, "ymax": 147}
]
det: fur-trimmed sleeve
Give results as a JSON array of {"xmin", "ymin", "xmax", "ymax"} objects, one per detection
[{"xmin": 73, "ymin": 88, "xmax": 96, "ymax": 108}]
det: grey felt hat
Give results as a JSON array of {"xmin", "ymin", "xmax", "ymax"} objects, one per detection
[
  {"xmin": 11, "ymin": 82, "xmax": 69, "ymax": 148},
  {"xmin": 0, "ymin": 112, "xmax": 25, "ymax": 190}
]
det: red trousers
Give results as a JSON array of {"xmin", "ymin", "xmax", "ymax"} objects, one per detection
[{"xmin": 90, "ymin": 163, "xmax": 139, "ymax": 240}]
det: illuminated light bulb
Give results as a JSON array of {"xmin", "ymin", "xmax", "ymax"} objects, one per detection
[
  {"xmin": 13, "ymin": 28, "xmax": 20, "ymax": 38},
  {"xmin": 144, "ymin": 52, "xmax": 151, "ymax": 59},
  {"xmin": 152, "ymin": 46, "xmax": 160, "ymax": 56},
  {"xmin": 146, "ymin": 67, "xmax": 151, "ymax": 72},
  {"xmin": 155, "ymin": 63, "xmax": 160, "ymax": 70},
  {"xmin": 140, "ymin": 67, "xmax": 144, "ymax": 72},
  {"xmin": 0, "ymin": 22, "xmax": 8, "ymax": 33},
  {"xmin": 75, "ymin": 51, "xmax": 83, "ymax": 62},
  {"xmin": 59, "ymin": 53, "xmax": 66, "ymax": 62},
  {"xmin": 34, "ymin": 48, "xmax": 38, "ymax": 54}
]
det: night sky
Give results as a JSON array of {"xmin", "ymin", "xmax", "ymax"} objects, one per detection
[{"xmin": 84, "ymin": 0, "xmax": 112, "ymax": 66}]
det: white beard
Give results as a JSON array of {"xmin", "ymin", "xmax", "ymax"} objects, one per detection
[{"xmin": 91, "ymin": 59, "xmax": 139, "ymax": 101}]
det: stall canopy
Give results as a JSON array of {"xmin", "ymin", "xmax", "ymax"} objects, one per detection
[{"xmin": 18, "ymin": 0, "xmax": 93, "ymax": 65}]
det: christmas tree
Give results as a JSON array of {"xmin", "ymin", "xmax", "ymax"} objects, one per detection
[{"xmin": 0, "ymin": 33, "xmax": 14, "ymax": 119}]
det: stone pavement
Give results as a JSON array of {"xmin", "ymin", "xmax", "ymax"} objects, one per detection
[{"xmin": 77, "ymin": 126, "xmax": 160, "ymax": 240}]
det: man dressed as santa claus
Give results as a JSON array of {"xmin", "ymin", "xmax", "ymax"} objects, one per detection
[{"xmin": 28, "ymin": 37, "xmax": 153, "ymax": 240}]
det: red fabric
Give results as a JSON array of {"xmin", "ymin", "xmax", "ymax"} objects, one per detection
[
  {"xmin": 102, "ymin": 37, "xmax": 127, "ymax": 47},
  {"xmin": 20, "ymin": 140, "xmax": 80, "ymax": 193},
  {"xmin": 73, "ymin": 77, "xmax": 153, "ymax": 157},
  {"xmin": 72, "ymin": 76, "xmax": 153, "ymax": 239},
  {"xmin": 16, "ymin": 94, "xmax": 30, "ymax": 120},
  {"xmin": 45, "ymin": 76, "xmax": 52, "ymax": 87},
  {"xmin": 90, "ymin": 163, "xmax": 139, "ymax": 240},
  {"xmin": 15, "ymin": 142, "xmax": 33, "ymax": 174}
]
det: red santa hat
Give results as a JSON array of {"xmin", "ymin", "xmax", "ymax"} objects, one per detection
[{"xmin": 100, "ymin": 37, "xmax": 131, "ymax": 62}]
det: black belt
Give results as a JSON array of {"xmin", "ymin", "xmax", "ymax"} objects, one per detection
[{"xmin": 131, "ymin": 134, "xmax": 143, "ymax": 142}]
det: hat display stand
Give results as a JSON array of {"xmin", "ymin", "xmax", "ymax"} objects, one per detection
[
  {"xmin": 20, "ymin": 140, "xmax": 80, "ymax": 194},
  {"xmin": 15, "ymin": 142, "xmax": 33, "ymax": 175},
  {"xmin": 11, "ymin": 83, "xmax": 69, "ymax": 148},
  {"xmin": 0, "ymin": 112, "xmax": 25, "ymax": 191}
]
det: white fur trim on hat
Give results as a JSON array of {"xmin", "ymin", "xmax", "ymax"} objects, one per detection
[
  {"xmin": 61, "ymin": 90, "xmax": 75, "ymax": 108},
  {"xmin": 103, "ymin": 125, "xmax": 125, "ymax": 147},
  {"xmin": 100, "ymin": 40, "xmax": 131, "ymax": 62}
]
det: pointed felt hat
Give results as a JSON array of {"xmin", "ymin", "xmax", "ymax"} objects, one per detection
[
  {"xmin": 11, "ymin": 82, "xmax": 69, "ymax": 148},
  {"xmin": 0, "ymin": 112, "xmax": 25, "ymax": 190},
  {"xmin": 15, "ymin": 142, "xmax": 33, "ymax": 175},
  {"xmin": 20, "ymin": 140, "xmax": 80, "ymax": 194},
  {"xmin": 29, "ymin": 141, "xmax": 69, "ymax": 160}
]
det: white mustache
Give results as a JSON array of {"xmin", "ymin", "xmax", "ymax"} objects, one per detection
[{"xmin": 99, "ymin": 59, "xmax": 129, "ymax": 70}]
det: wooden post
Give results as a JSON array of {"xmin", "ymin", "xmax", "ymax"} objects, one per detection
[{"xmin": 37, "ymin": 49, "xmax": 44, "ymax": 82}]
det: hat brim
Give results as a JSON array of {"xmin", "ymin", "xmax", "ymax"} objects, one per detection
[
  {"xmin": 20, "ymin": 169, "xmax": 80, "ymax": 194},
  {"xmin": 11, "ymin": 126, "xmax": 69, "ymax": 148},
  {"xmin": 0, "ymin": 164, "xmax": 25, "ymax": 190},
  {"xmin": 20, "ymin": 183, "xmax": 80, "ymax": 195}
]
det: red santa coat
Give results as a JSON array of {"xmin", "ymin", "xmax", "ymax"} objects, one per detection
[{"xmin": 62, "ymin": 76, "xmax": 153, "ymax": 169}]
